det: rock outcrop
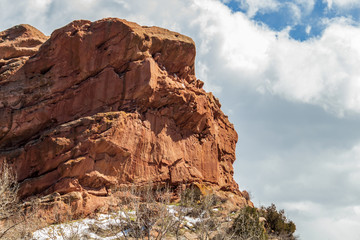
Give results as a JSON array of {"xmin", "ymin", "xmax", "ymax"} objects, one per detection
[
  {"xmin": 0, "ymin": 18, "xmax": 249, "ymax": 213},
  {"xmin": 0, "ymin": 24, "xmax": 48, "ymax": 82}
]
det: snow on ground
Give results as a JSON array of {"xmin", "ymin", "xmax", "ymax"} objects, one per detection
[
  {"xmin": 32, "ymin": 213, "xmax": 125, "ymax": 240},
  {"xmin": 32, "ymin": 207, "xmax": 204, "ymax": 240}
]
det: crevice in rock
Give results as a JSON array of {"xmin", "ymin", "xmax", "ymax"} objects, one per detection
[
  {"xmin": 40, "ymin": 65, "xmax": 54, "ymax": 75},
  {"xmin": 96, "ymin": 31, "xmax": 131, "ymax": 51}
]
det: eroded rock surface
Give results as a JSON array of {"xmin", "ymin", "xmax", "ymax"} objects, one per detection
[
  {"xmin": 0, "ymin": 18, "xmax": 250, "ymax": 213},
  {"xmin": 0, "ymin": 24, "xmax": 48, "ymax": 82}
]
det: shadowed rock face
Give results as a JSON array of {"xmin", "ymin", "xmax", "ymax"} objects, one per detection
[{"xmin": 0, "ymin": 18, "xmax": 249, "ymax": 212}]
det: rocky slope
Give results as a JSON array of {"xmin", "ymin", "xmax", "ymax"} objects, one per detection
[{"xmin": 0, "ymin": 18, "xmax": 250, "ymax": 214}]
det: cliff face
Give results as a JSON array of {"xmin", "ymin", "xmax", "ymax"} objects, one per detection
[{"xmin": 0, "ymin": 18, "xmax": 248, "ymax": 212}]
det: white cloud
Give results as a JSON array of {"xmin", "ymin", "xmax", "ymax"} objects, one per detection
[
  {"xmin": 282, "ymin": 201, "xmax": 323, "ymax": 215},
  {"xmin": 189, "ymin": 1, "xmax": 360, "ymax": 116},
  {"xmin": 236, "ymin": 0, "xmax": 315, "ymax": 23},
  {"xmin": 287, "ymin": 2, "xmax": 303, "ymax": 23},
  {"xmin": 296, "ymin": 0, "xmax": 315, "ymax": 12},
  {"xmin": 325, "ymin": 0, "xmax": 360, "ymax": 9},
  {"xmin": 293, "ymin": 201, "xmax": 360, "ymax": 240},
  {"xmin": 299, "ymin": 212, "xmax": 360, "ymax": 240},
  {"xmin": 240, "ymin": 140, "xmax": 360, "ymax": 240},
  {"xmin": 269, "ymin": 21, "xmax": 360, "ymax": 115},
  {"xmin": 237, "ymin": 0, "xmax": 280, "ymax": 17}
]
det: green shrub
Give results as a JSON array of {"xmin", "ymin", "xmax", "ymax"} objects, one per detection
[
  {"xmin": 180, "ymin": 185, "xmax": 203, "ymax": 206},
  {"xmin": 229, "ymin": 206, "xmax": 268, "ymax": 240},
  {"xmin": 260, "ymin": 204, "xmax": 296, "ymax": 239}
]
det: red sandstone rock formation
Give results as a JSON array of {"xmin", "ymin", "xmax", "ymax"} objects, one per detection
[
  {"xmin": 0, "ymin": 24, "xmax": 48, "ymax": 82},
  {"xmin": 0, "ymin": 18, "xmax": 250, "ymax": 212}
]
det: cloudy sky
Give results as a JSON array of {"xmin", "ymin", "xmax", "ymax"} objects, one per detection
[{"xmin": 1, "ymin": 0, "xmax": 360, "ymax": 239}]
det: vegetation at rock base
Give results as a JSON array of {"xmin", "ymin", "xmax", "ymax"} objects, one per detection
[
  {"xmin": 228, "ymin": 206, "xmax": 268, "ymax": 240},
  {"xmin": 0, "ymin": 162, "xmax": 18, "ymax": 222},
  {"xmin": 31, "ymin": 186, "xmax": 298, "ymax": 240},
  {"xmin": 0, "ymin": 162, "xmax": 24, "ymax": 239},
  {"xmin": 0, "ymin": 162, "xmax": 39, "ymax": 239},
  {"xmin": 0, "ymin": 162, "xmax": 297, "ymax": 240}
]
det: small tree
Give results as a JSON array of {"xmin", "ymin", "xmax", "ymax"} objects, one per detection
[
  {"xmin": 0, "ymin": 161, "xmax": 20, "ymax": 238},
  {"xmin": 176, "ymin": 185, "xmax": 222, "ymax": 240},
  {"xmin": 119, "ymin": 183, "xmax": 178, "ymax": 239},
  {"xmin": 0, "ymin": 161, "xmax": 28, "ymax": 239},
  {"xmin": 0, "ymin": 162, "xmax": 41, "ymax": 239},
  {"xmin": 260, "ymin": 204, "xmax": 296, "ymax": 240},
  {"xmin": 227, "ymin": 206, "xmax": 267, "ymax": 240},
  {"xmin": 193, "ymin": 194, "xmax": 219, "ymax": 240},
  {"xmin": 0, "ymin": 162, "xmax": 19, "ymax": 219}
]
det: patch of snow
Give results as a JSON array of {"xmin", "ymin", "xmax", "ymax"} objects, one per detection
[
  {"xmin": 32, "ymin": 212, "xmax": 127, "ymax": 240},
  {"xmin": 32, "ymin": 206, "xmax": 208, "ymax": 239}
]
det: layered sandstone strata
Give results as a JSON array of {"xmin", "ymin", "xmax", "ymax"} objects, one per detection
[{"xmin": 0, "ymin": 18, "xmax": 250, "ymax": 212}]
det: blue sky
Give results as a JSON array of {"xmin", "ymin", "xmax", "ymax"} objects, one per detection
[
  {"xmin": 1, "ymin": 0, "xmax": 360, "ymax": 239},
  {"xmin": 224, "ymin": 0, "xmax": 360, "ymax": 40}
]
